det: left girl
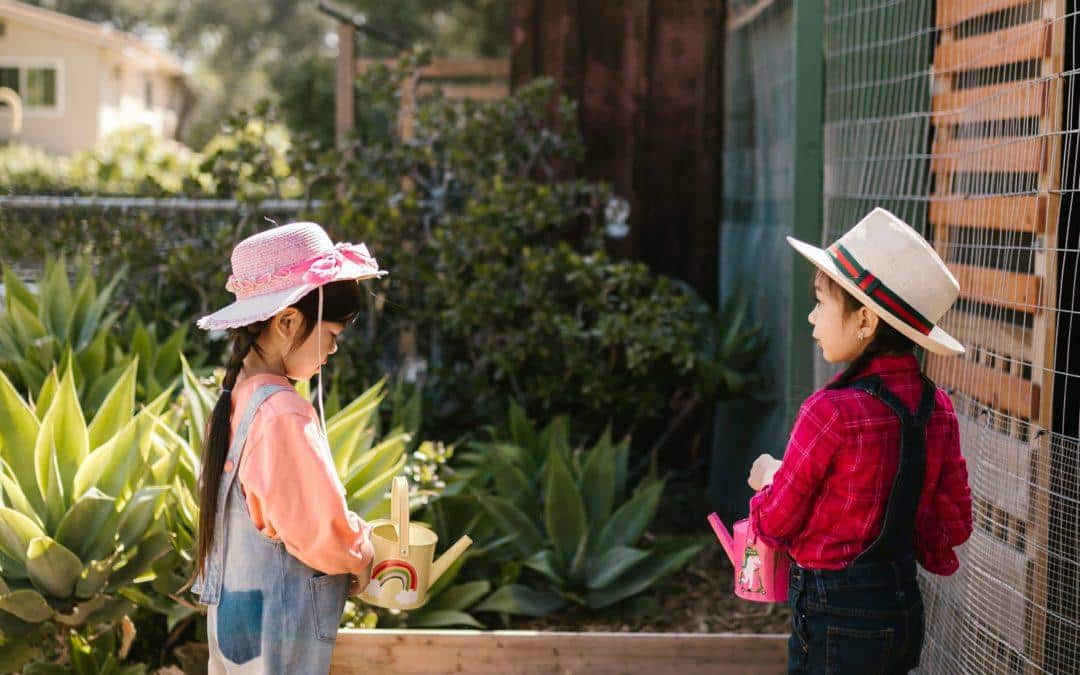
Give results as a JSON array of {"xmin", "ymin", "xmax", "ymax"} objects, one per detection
[{"xmin": 191, "ymin": 222, "xmax": 386, "ymax": 674}]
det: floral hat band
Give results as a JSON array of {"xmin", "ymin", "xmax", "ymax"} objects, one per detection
[
  {"xmin": 225, "ymin": 242, "xmax": 379, "ymax": 299},
  {"xmin": 196, "ymin": 222, "xmax": 387, "ymax": 331}
]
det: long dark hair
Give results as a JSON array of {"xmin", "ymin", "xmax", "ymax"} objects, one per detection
[
  {"xmin": 194, "ymin": 280, "xmax": 363, "ymax": 581},
  {"xmin": 814, "ymin": 270, "xmax": 918, "ymax": 390}
]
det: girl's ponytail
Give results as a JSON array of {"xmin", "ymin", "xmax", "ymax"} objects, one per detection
[{"xmin": 194, "ymin": 322, "xmax": 266, "ymax": 580}]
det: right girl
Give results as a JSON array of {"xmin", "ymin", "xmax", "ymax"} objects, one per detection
[{"xmin": 746, "ymin": 208, "xmax": 973, "ymax": 674}]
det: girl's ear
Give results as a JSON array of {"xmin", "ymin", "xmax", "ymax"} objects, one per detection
[
  {"xmin": 274, "ymin": 308, "xmax": 302, "ymax": 341},
  {"xmin": 861, "ymin": 307, "xmax": 881, "ymax": 337}
]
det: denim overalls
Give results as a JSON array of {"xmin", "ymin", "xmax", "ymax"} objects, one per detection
[
  {"xmin": 787, "ymin": 375, "xmax": 936, "ymax": 674},
  {"xmin": 193, "ymin": 384, "xmax": 352, "ymax": 674}
]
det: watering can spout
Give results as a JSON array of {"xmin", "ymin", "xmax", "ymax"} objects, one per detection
[
  {"xmin": 431, "ymin": 535, "xmax": 473, "ymax": 584},
  {"xmin": 707, "ymin": 513, "xmax": 736, "ymax": 566}
]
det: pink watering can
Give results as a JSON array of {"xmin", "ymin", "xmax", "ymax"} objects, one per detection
[{"xmin": 707, "ymin": 512, "xmax": 789, "ymax": 603}]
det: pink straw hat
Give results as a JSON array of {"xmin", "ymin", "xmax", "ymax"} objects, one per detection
[{"xmin": 196, "ymin": 222, "xmax": 386, "ymax": 331}]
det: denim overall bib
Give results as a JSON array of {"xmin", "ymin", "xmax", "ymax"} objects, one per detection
[
  {"xmin": 788, "ymin": 375, "xmax": 936, "ymax": 675},
  {"xmin": 193, "ymin": 384, "xmax": 352, "ymax": 674}
]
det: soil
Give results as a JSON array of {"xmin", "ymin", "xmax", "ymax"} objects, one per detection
[{"xmin": 510, "ymin": 546, "xmax": 792, "ymax": 635}]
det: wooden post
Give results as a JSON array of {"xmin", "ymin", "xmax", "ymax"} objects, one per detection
[
  {"xmin": 510, "ymin": 0, "xmax": 539, "ymax": 88},
  {"xmin": 1027, "ymin": 5, "xmax": 1065, "ymax": 671},
  {"xmin": 336, "ymin": 22, "xmax": 356, "ymax": 153},
  {"xmin": 789, "ymin": 0, "xmax": 824, "ymax": 416}
]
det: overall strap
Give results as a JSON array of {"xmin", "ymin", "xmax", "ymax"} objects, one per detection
[
  {"xmin": 200, "ymin": 383, "xmax": 292, "ymax": 604},
  {"xmin": 214, "ymin": 384, "xmax": 293, "ymax": 532},
  {"xmin": 849, "ymin": 375, "xmax": 937, "ymax": 563}
]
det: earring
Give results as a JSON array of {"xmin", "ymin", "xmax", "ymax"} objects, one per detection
[{"xmin": 857, "ymin": 330, "xmax": 866, "ymax": 341}]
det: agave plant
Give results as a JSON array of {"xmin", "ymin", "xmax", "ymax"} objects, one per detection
[
  {"xmin": 115, "ymin": 311, "xmax": 189, "ymax": 404},
  {"xmin": 0, "ymin": 258, "xmax": 125, "ymax": 413},
  {"xmin": 464, "ymin": 403, "xmax": 702, "ymax": 615},
  {"xmin": 0, "ymin": 360, "xmax": 178, "ymax": 670},
  {"xmin": 0, "ymin": 259, "xmax": 191, "ymax": 417}
]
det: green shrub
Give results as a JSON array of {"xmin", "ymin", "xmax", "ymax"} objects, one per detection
[
  {"xmin": 0, "ymin": 52, "xmax": 767, "ymax": 458},
  {"xmin": 69, "ymin": 127, "xmax": 202, "ymax": 196},
  {"xmin": 0, "ymin": 144, "xmax": 70, "ymax": 194}
]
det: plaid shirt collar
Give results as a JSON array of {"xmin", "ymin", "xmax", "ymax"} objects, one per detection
[{"xmin": 830, "ymin": 353, "xmax": 921, "ymax": 385}]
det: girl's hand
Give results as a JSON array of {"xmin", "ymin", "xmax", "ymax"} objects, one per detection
[
  {"xmin": 748, "ymin": 454, "xmax": 783, "ymax": 491},
  {"xmin": 349, "ymin": 522, "xmax": 376, "ymax": 596}
]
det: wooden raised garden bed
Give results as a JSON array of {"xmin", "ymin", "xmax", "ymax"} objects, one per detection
[{"xmin": 329, "ymin": 630, "xmax": 788, "ymax": 674}]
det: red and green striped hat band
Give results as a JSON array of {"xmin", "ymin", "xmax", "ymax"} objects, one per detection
[{"xmin": 827, "ymin": 244, "xmax": 934, "ymax": 336}]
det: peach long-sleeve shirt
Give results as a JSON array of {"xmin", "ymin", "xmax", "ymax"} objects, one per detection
[{"xmin": 229, "ymin": 374, "xmax": 373, "ymax": 577}]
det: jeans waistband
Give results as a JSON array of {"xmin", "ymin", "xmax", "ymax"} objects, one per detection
[{"xmin": 790, "ymin": 555, "xmax": 917, "ymax": 591}]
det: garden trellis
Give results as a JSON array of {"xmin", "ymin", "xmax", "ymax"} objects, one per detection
[{"xmin": 822, "ymin": 1, "xmax": 1079, "ymax": 673}]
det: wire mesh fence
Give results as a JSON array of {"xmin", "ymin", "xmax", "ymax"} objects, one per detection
[
  {"xmin": 713, "ymin": 0, "xmax": 799, "ymax": 520},
  {"xmin": 821, "ymin": 1, "xmax": 1080, "ymax": 672}
]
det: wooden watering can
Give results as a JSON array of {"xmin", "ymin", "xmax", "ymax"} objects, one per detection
[{"xmin": 359, "ymin": 476, "xmax": 472, "ymax": 610}]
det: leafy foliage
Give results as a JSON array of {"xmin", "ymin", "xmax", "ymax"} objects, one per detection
[
  {"xmin": 0, "ymin": 258, "xmax": 192, "ymax": 416},
  {"xmin": 0, "ymin": 363, "xmax": 177, "ymax": 671},
  {"xmin": 438, "ymin": 404, "xmax": 702, "ymax": 617}
]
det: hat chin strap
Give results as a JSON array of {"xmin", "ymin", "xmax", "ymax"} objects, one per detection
[{"xmin": 316, "ymin": 285, "xmax": 327, "ymax": 436}]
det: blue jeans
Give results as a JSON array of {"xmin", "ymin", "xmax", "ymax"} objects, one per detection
[{"xmin": 787, "ymin": 557, "xmax": 924, "ymax": 674}]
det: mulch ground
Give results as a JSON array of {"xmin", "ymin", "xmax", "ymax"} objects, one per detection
[{"xmin": 510, "ymin": 545, "xmax": 791, "ymax": 634}]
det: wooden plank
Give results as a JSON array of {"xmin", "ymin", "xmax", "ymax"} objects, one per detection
[
  {"xmin": 929, "ymin": 195, "xmax": 1046, "ymax": 233},
  {"xmin": 952, "ymin": 263, "xmax": 1043, "ymax": 312},
  {"xmin": 932, "ymin": 81, "xmax": 1047, "ymax": 122},
  {"xmin": 927, "ymin": 352, "xmax": 1039, "ymax": 419},
  {"xmin": 931, "ymin": 136, "xmax": 1046, "ymax": 173},
  {"xmin": 329, "ymin": 631, "xmax": 790, "ymax": 675},
  {"xmin": 937, "ymin": 0, "xmax": 1035, "ymax": 27},
  {"xmin": 938, "ymin": 310, "xmax": 1036, "ymax": 367},
  {"xmin": 358, "ymin": 58, "xmax": 510, "ymax": 80},
  {"xmin": 933, "ymin": 20, "xmax": 1050, "ymax": 72},
  {"xmin": 422, "ymin": 58, "xmax": 510, "ymax": 79},
  {"xmin": 417, "ymin": 82, "xmax": 509, "ymax": 100}
]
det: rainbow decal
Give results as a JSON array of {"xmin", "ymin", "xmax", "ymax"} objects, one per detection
[{"xmin": 371, "ymin": 559, "xmax": 419, "ymax": 591}]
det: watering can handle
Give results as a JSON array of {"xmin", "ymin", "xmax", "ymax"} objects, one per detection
[{"xmin": 391, "ymin": 476, "xmax": 410, "ymax": 556}]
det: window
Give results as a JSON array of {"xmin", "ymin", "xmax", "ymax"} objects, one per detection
[
  {"xmin": 25, "ymin": 67, "xmax": 55, "ymax": 106},
  {"xmin": 0, "ymin": 62, "xmax": 61, "ymax": 113},
  {"xmin": 0, "ymin": 66, "xmax": 18, "ymax": 110},
  {"xmin": 0, "ymin": 67, "xmax": 17, "ymax": 93}
]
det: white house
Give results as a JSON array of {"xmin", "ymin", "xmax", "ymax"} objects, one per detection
[{"xmin": 0, "ymin": 0, "xmax": 190, "ymax": 155}]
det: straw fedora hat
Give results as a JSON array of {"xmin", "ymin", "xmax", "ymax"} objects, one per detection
[
  {"xmin": 787, "ymin": 207, "xmax": 964, "ymax": 356},
  {"xmin": 196, "ymin": 222, "xmax": 386, "ymax": 331}
]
